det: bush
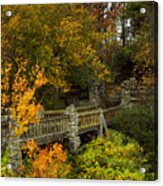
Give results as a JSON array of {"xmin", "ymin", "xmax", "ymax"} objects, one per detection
[
  {"xmin": 112, "ymin": 106, "xmax": 156, "ymax": 180},
  {"xmin": 71, "ymin": 130, "xmax": 145, "ymax": 180},
  {"xmin": 1, "ymin": 146, "xmax": 14, "ymax": 177},
  {"xmin": 21, "ymin": 141, "xmax": 71, "ymax": 178}
]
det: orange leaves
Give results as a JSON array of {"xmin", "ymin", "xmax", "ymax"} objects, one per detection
[
  {"xmin": 33, "ymin": 143, "xmax": 71, "ymax": 178},
  {"xmin": 51, "ymin": 143, "xmax": 67, "ymax": 163},
  {"xmin": 21, "ymin": 139, "xmax": 39, "ymax": 158},
  {"xmin": 22, "ymin": 140, "xmax": 71, "ymax": 178}
]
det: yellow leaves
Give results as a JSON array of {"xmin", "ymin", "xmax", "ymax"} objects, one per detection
[
  {"xmin": 12, "ymin": 98, "xmax": 42, "ymax": 136},
  {"xmin": 47, "ymin": 57, "xmax": 70, "ymax": 91},
  {"xmin": 1, "ymin": 94, "xmax": 9, "ymax": 110},
  {"xmin": 57, "ymin": 17, "xmax": 83, "ymax": 48},
  {"xmin": 141, "ymin": 76, "xmax": 154, "ymax": 85},
  {"xmin": 133, "ymin": 32, "xmax": 154, "ymax": 83},
  {"xmin": 91, "ymin": 56, "xmax": 111, "ymax": 81},
  {"xmin": 60, "ymin": 17, "xmax": 83, "ymax": 32},
  {"xmin": 35, "ymin": 71, "xmax": 47, "ymax": 88},
  {"xmin": 43, "ymin": 24, "xmax": 51, "ymax": 35},
  {"xmin": 1, "ymin": 59, "xmax": 47, "ymax": 136},
  {"xmin": 44, "ymin": 45, "xmax": 53, "ymax": 56},
  {"xmin": 55, "ymin": 13, "xmax": 110, "ymax": 83},
  {"xmin": 34, "ymin": 65, "xmax": 47, "ymax": 88},
  {"xmin": 1, "ymin": 63, "xmax": 13, "ymax": 110},
  {"xmin": 2, "ymin": 63, "xmax": 12, "ymax": 74},
  {"xmin": 9, "ymin": 14, "xmax": 21, "ymax": 29},
  {"xmin": 1, "ymin": 4, "xmax": 112, "ymax": 137}
]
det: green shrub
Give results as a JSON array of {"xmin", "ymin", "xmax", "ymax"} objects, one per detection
[
  {"xmin": 112, "ymin": 106, "xmax": 156, "ymax": 180},
  {"xmin": 1, "ymin": 146, "xmax": 14, "ymax": 177},
  {"xmin": 71, "ymin": 130, "xmax": 145, "ymax": 180}
]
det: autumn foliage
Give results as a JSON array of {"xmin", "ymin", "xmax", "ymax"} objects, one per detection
[
  {"xmin": 1, "ymin": 2, "xmax": 156, "ymax": 180},
  {"xmin": 21, "ymin": 140, "xmax": 71, "ymax": 178},
  {"xmin": 1, "ymin": 60, "xmax": 47, "ymax": 135},
  {"xmin": 1, "ymin": 4, "xmax": 112, "ymax": 135}
]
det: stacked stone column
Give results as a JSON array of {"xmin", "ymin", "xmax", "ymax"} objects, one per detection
[
  {"xmin": 65, "ymin": 104, "xmax": 81, "ymax": 153},
  {"xmin": 89, "ymin": 82, "xmax": 100, "ymax": 108},
  {"xmin": 120, "ymin": 77, "xmax": 137, "ymax": 108}
]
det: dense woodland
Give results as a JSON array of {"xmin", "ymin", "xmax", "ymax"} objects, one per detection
[{"xmin": 1, "ymin": 2, "xmax": 157, "ymax": 180}]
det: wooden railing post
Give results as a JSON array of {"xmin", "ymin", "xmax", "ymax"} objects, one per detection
[
  {"xmin": 8, "ymin": 112, "xmax": 22, "ymax": 173},
  {"xmin": 99, "ymin": 108, "xmax": 108, "ymax": 136},
  {"xmin": 65, "ymin": 104, "xmax": 81, "ymax": 153}
]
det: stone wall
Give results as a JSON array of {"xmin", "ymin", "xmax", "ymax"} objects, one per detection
[{"xmin": 120, "ymin": 77, "xmax": 155, "ymax": 109}]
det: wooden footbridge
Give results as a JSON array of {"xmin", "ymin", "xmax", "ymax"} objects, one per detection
[
  {"xmin": 19, "ymin": 104, "xmax": 120, "ymax": 144},
  {"xmin": 1, "ymin": 104, "xmax": 121, "ymax": 172},
  {"xmin": 2, "ymin": 104, "xmax": 121, "ymax": 147}
]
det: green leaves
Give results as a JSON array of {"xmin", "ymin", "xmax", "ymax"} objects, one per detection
[
  {"xmin": 71, "ymin": 130, "xmax": 145, "ymax": 180},
  {"xmin": 112, "ymin": 106, "xmax": 156, "ymax": 180},
  {"xmin": 1, "ymin": 146, "xmax": 14, "ymax": 177}
]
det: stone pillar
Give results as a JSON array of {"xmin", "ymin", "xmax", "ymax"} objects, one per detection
[
  {"xmin": 65, "ymin": 104, "xmax": 81, "ymax": 153},
  {"xmin": 8, "ymin": 113, "xmax": 22, "ymax": 173},
  {"xmin": 129, "ymin": 77, "xmax": 137, "ymax": 97},
  {"xmin": 120, "ymin": 80, "xmax": 131, "ymax": 108},
  {"xmin": 89, "ymin": 82, "xmax": 100, "ymax": 108},
  {"xmin": 98, "ymin": 82, "xmax": 105, "ymax": 96},
  {"xmin": 120, "ymin": 77, "xmax": 138, "ymax": 108}
]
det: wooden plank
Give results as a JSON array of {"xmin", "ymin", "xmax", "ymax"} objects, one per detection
[
  {"xmin": 76, "ymin": 104, "xmax": 96, "ymax": 112},
  {"xmin": 78, "ymin": 110, "xmax": 100, "ymax": 117},
  {"xmin": 44, "ymin": 109, "xmax": 65, "ymax": 115},
  {"xmin": 103, "ymin": 105, "xmax": 121, "ymax": 113}
]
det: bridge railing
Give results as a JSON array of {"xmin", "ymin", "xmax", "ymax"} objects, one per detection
[
  {"xmin": 78, "ymin": 109, "xmax": 101, "ymax": 133},
  {"xmin": 3, "ymin": 104, "xmax": 121, "ymax": 145},
  {"xmin": 20, "ymin": 114, "xmax": 70, "ymax": 144},
  {"xmin": 43, "ymin": 109, "xmax": 66, "ymax": 118},
  {"xmin": 103, "ymin": 105, "xmax": 121, "ymax": 124},
  {"xmin": 43, "ymin": 103, "xmax": 97, "ymax": 118}
]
